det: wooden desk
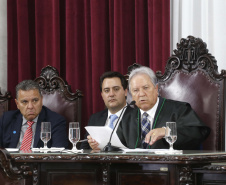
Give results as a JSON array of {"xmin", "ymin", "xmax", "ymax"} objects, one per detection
[{"xmin": 1, "ymin": 149, "xmax": 226, "ymax": 185}]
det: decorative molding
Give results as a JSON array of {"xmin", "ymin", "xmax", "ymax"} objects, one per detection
[
  {"xmin": 102, "ymin": 163, "xmax": 109, "ymax": 185},
  {"xmin": 203, "ymin": 165, "xmax": 226, "ymax": 171},
  {"xmin": 34, "ymin": 65, "xmax": 83, "ymax": 101},
  {"xmin": 11, "ymin": 153, "xmax": 226, "ymax": 163},
  {"xmin": 0, "ymin": 149, "xmax": 32, "ymax": 180},
  {"xmin": 125, "ymin": 63, "xmax": 142, "ymax": 80},
  {"xmin": 156, "ymin": 35, "xmax": 226, "ymax": 82},
  {"xmin": 179, "ymin": 165, "xmax": 194, "ymax": 185},
  {"xmin": 0, "ymin": 91, "xmax": 11, "ymax": 103},
  {"xmin": 32, "ymin": 163, "xmax": 39, "ymax": 185}
]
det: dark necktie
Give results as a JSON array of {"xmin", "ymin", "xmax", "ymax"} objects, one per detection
[{"xmin": 141, "ymin": 112, "xmax": 150, "ymax": 148}]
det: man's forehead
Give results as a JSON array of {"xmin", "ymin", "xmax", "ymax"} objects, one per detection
[
  {"xmin": 103, "ymin": 85, "xmax": 121, "ymax": 89},
  {"xmin": 18, "ymin": 89, "xmax": 41, "ymax": 98},
  {"xmin": 102, "ymin": 78, "xmax": 122, "ymax": 86}
]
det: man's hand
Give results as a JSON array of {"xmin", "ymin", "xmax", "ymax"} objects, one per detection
[
  {"xmin": 87, "ymin": 135, "xmax": 100, "ymax": 150},
  {"xmin": 144, "ymin": 128, "xmax": 166, "ymax": 146}
]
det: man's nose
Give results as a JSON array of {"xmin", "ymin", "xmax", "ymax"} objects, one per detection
[
  {"xmin": 138, "ymin": 89, "xmax": 145, "ymax": 96},
  {"xmin": 27, "ymin": 101, "xmax": 34, "ymax": 108},
  {"xmin": 109, "ymin": 89, "xmax": 115, "ymax": 96}
]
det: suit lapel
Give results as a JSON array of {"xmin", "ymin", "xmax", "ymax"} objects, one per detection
[
  {"xmin": 130, "ymin": 107, "xmax": 142, "ymax": 148},
  {"xmin": 153, "ymin": 97, "xmax": 165, "ymax": 129},
  {"xmin": 9, "ymin": 114, "xmax": 23, "ymax": 148},
  {"xmin": 98, "ymin": 110, "xmax": 108, "ymax": 126}
]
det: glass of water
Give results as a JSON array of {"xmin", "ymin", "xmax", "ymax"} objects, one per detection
[
  {"xmin": 69, "ymin": 122, "xmax": 80, "ymax": 151},
  {"xmin": 165, "ymin": 122, "xmax": 177, "ymax": 151},
  {"xmin": 40, "ymin": 122, "xmax": 51, "ymax": 149}
]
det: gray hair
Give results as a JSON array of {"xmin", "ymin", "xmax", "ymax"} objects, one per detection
[
  {"xmin": 128, "ymin": 66, "xmax": 157, "ymax": 91},
  {"xmin": 16, "ymin": 80, "xmax": 42, "ymax": 99}
]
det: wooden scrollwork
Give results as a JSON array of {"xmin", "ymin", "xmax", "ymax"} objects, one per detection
[
  {"xmin": 0, "ymin": 149, "xmax": 32, "ymax": 180},
  {"xmin": 34, "ymin": 65, "xmax": 83, "ymax": 101},
  {"xmin": 156, "ymin": 35, "xmax": 226, "ymax": 81}
]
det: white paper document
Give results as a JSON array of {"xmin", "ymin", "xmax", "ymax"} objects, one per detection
[
  {"xmin": 85, "ymin": 126, "xmax": 127, "ymax": 150},
  {"xmin": 32, "ymin": 147, "xmax": 65, "ymax": 152},
  {"xmin": 123, "ymin": 148, "xmax": 183, "ymax": 154},
  {"xmin": 5, "ymin": 148, "xmax": 19, "ymax": 152}
]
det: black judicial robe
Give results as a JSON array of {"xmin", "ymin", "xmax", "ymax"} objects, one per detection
[{"xmin": 117, "ymin": 97, "xmax": 211, "ymax": 150}]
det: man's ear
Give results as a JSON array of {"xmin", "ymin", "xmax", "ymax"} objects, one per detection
[
  {"xmin": 40, "ymin": 95, "xmax": 43, "ymax": 105},
  {"xmin": 124, "ymin": 88, "xmax": 128, "ymax": 96},
  {"xmin": 155, "ymin": 84, "xmax": 158, "ymax": 90}
]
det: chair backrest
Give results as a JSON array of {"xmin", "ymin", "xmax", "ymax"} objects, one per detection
[
  {"xmin": 34, "ymin": 65, "xmax": 83, "ymax": 135},
  {"xmin": 156, "ymin": 36, "xmax": 226, "ymax": 151},
  {"xmin": 0, "ymin": 90, "xmax": 11, "ymax": 118}
]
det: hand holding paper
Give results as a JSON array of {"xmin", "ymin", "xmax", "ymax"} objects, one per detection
[{"xmin": 85, "ymin": 126, "xmax": 127, "ymax": 150}]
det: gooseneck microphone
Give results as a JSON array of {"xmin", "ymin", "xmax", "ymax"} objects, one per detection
[{"xmin": 103, "ymin": 100, "xmax": 136, "ymax": 152}]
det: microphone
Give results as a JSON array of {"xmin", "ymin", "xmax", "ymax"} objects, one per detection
[{"xmin": 102, "ymin": 100, "xmax": 136, "ymax": 152}]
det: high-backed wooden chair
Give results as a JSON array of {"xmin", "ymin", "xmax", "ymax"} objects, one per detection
[
  {"xmin": 127, "ymin": 36, "xmax": 226, "ymax": 151},
  {"xmin": 34, "ymin": 65, "xmax": 83, "ymax": 148},
  {"xmin": 0, "ymin": 90, "xmax": 11, "ymax": 117},
  {"xmin": 156, "ymin": 36, "xmax": 226, "ymax": 151}
]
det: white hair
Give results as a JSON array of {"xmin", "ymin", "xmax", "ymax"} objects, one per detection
[{"xmin": 128, "ymin": 66, "xmax": 157, "ymax": 92}]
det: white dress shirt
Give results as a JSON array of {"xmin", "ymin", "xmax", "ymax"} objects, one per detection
[
  {"xmin": 140, "ymin": 97, "xmax": 159, "ymax": 129},
  {"xmin": 17, "ymin": 116, "xmax": 39, "ymax": 149}
]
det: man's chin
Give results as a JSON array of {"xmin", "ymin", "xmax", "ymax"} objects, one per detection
[
  {"xmin": 26, "ymin": 115, "xmax": 36, "ymax": 121},
  {"xmin": 139, "ymin": 104, "xmax": 150, "ymax": 111}
]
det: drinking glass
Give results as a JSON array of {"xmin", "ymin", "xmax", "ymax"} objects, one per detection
[
  {"xmin": 165, "ymin": 122, "xmax": 177, "ymax": 151},
  {"xmin": 40, "ymin": 122, "xmax": 51, "ymax": 149},
  {"xmin": 69, "ymin": 122, "xmax": 80, "ymax": 151}
]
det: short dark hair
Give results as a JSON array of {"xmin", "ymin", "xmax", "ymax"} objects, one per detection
[
  {"xmin": 16, "ymin": 80, "xmax": 42, "ymax": 99},
  {"xmin": 100, "ymin": 71, "xmax": 128, "ymax": 91}
]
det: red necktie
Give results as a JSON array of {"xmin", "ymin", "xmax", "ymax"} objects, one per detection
[{"xmin": 20, "ymin": 121, "xmax": 34, "ymax": 150}]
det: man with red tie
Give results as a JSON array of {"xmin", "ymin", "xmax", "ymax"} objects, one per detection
[{"xmin": 0, "ymin": 80, "xmax": 68, "ymax": 150}]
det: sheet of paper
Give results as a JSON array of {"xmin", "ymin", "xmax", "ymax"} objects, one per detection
[
  {"xmin": 5, "ymin": 148, "xmax": 19, "ymax": 152},
  {"xmin": 123, "ymin": 148, "xmax": 183, "ymax": 154},
  {"xmin": 32, "ymin": 147, "xmax": 65, "ymax": 152},
  {"xmin": 85, "ymin": 126, "xmax": 127, "ymax": 150}
]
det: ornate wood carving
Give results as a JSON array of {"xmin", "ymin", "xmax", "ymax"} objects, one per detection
[
  {"xmin": 0, "ymin": 90, "xmax": 11, "ymax": 116},
  {"xmin": 179, "ymin": 165, "xmax": 194, "ymax": 185},
  {"xmin": 125, "ymin": 63, "xmax": 142, "ymax": 80},
  {"xmin": 32, "ymin": 163, "xmax": 39, "ymax": 185},
  {"xmin": 0, "ymin": 149, "xmax": 32, "ymax": 180},
  {"xmin": 11, "ymin": 153, "xmax": 226, "ymax": 163},
  {"xmin": 0, "ymin": 90, "xmax": 11, "ymax": 103},
  {"xmin": 102, "ymin": 163, "xmax": 109, "ymax": 185},
  {"xmin": 156, "ymin": 35, "xmax": 226, "ymax": 82},
  {"xmin": 34, "ymin": 65, "xmax": 83, "ymax": 101},
  {"xmin": 203, "ymin": 164, "xmax": 226, "ymax": 171}
]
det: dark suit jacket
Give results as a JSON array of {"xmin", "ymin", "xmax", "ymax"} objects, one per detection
[
  {"xmin": 80, "ymin": 106, "xmax": 134, "ymax": 149},
  {"xmin": 0, "ymin": 106, "xmax": 68, "ymax": 149},
  {"xmin": 117, "ymin": 97, "xmax": 211, "ymax": 150}
]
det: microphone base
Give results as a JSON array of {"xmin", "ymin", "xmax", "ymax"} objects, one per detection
[{"xmin": 102, "ymin": 144, "xmax": 122, "ymax": 152}]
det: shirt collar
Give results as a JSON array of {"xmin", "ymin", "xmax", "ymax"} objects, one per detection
[
  {"xmin": 22, "ymin": 115, "xmax": 39, "ymax": 125},
  {"xmin": 108, "ymin": 104, "xmax": 127, "ymax": 118},
  {"xmin": 140, "ymin": 97, "xmax": 159, "ymax": 119}
]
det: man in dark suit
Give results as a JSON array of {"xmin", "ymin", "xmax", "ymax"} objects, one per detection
[
  {"xmin": 0, "ymin": 80, "xmax": 68, "ymax": 149},
  {"xmin": 117, "ymin": 66, "xmax": 210, "ymax": 150},
  {"xmin": 80, "ymin": 71, "xmax": 131, "ymax": 150}
]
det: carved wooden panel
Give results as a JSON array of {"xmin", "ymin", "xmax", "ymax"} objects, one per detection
[
  {"xmin": 0, "ymin": 90, "xmax": 11, "ymax": 117},
  {"xmin": 34, "ymin": 65, "xmax": 83, "ymax": 122},
  {"xmin": 155, "ymin": 35, "xmax": 226, "ymax": 151},
  {"xmin": 39, "ymin": 162, "xmax": 103, "ymax": 185}
]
